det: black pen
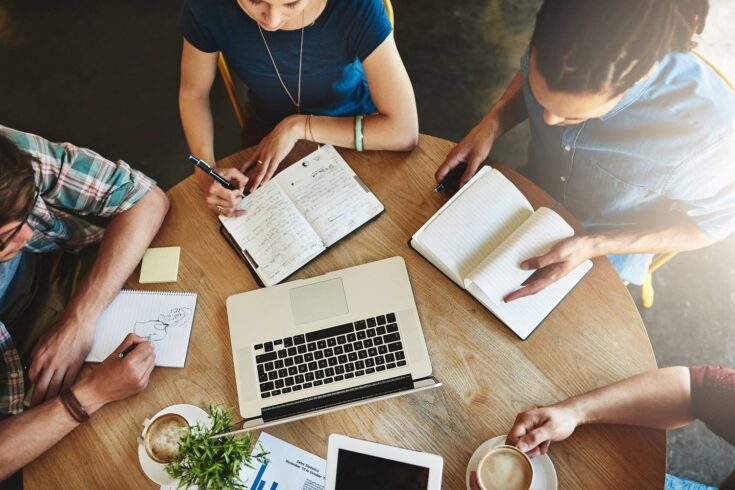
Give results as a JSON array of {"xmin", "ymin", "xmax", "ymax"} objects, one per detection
[
  {"xmin": 189, "ymin": 155, "xmax": 246, "ymax": 198},
  {"xmin": 433, "ymin": 162, "xmax": 468, "ymax": 192},
  {"xmin": 118, "ymin": 344, "xmax": 137, "ymax": 359}
]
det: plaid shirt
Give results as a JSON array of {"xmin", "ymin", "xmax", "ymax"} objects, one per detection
[{"xmin": 0, "ymin": 125, "xmax": 156, "ymax": 414}]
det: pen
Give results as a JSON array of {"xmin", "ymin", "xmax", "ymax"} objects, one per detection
[
  {"xmin": 433, "ymin": 162, "xmax": 468, "ymax": 192},
  {"xmin": 118, "ymin": 344, "xmax": 137, "ymax": 359},
  {"xmin": 189, "ymin": 155, "xmax": 246, "ymax": 198}
]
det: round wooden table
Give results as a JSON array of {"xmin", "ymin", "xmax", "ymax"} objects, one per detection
[{"xmin": 25, "ymin": 135, "xmax": 665, "ymax": 489}]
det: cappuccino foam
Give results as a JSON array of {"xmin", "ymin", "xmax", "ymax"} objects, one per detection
[{"xmin": 479, "ymin": 447, "xmax": 532, "ymax": 490}]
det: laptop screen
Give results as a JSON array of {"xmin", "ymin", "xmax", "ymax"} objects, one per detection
[{"xmin": 334, "ymin": 448, "xmax": 430, "ymax": 489}]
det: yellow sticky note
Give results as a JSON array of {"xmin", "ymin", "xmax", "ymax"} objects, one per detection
[{"xmin": 139, "ymin": 247, "xmax": 181, "ymax": 284}]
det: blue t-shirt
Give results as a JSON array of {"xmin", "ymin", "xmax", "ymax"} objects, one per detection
[{"xmin": 180, "ymin": 0, "xmax": 392, "ymax": 127}]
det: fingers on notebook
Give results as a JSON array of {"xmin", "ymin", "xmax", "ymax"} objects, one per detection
[
  {"xmin": 249, "ymin": 158, "xmax": 272, "ymax": 192},
  {"xmin": 504, "ymin": 264, "xmax": 566, "ymax": 302},
  {"xmin": 459, "ymin": 157, "xmax": 483, "ymax": 187}
]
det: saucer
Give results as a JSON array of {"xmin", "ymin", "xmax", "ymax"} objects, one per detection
[
  {"xmin": 465, "ymin": 435, "xmax": 558, "ymax": 490},
  {"xmin": 137, "ymin": 403, "xmax": 209, "ymax": 486}
]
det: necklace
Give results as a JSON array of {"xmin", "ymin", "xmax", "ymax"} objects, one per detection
[{"xmin": 258, "ymin": 9, "xmax": 305, "ymax": 113}]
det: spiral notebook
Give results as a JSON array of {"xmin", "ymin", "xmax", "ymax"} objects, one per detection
[{"xmin": 85, "ymin": 290, "xmax": 197, "ymax": 368}]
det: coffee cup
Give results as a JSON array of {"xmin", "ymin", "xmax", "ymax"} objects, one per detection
[
  {"xmin": 143, "ymin": 413, "xmax": 190, "ymax": 464},
  {"xmin": 476, "ymin": 444, "xmax": 534, "ymax": 490}
]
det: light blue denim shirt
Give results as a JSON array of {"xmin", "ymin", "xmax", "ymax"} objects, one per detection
[{"xmin": 520, "ymin": 51, "xmax": 735, "ymax": 284}]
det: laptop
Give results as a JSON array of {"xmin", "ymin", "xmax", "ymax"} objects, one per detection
[{"xmin": 226, "ymin": 256, "xmax": 440, "ymax": 429}]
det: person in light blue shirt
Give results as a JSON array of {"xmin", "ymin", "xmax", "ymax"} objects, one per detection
[{"xmin": 437, "ymin": 0, "xmax": 735, "ymax": 299}]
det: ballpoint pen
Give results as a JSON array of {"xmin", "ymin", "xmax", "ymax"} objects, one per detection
[{"xmin": 189, "ymin": 155, "xmax": 246, "ymax": 198}]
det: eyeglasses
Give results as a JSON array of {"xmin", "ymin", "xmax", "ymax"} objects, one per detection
[{"xmin": 0, "ymin": 187, "xmax": 40, "ymax": 252}]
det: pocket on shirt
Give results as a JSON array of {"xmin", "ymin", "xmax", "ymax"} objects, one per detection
[{"xmin": 564, "ymin": 159, "xmax": 661, "ymax": 226}]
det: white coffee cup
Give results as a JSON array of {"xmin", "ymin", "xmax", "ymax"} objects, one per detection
[{"xmin": 476, "ymin": 444, "xmax": 534, "ymax": 490}]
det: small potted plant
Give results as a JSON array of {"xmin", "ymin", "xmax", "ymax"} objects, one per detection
[{"xmin": 164, "ymin": 405, "xmax": 268, "ymax": 489}]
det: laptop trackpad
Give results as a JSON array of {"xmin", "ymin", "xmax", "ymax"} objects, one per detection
[{"xmin": 290, "ymin": 278, "xmax": 348, "ymax": 325}]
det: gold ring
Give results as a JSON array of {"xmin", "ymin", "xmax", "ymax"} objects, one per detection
[
  {"xmin": 216, "ymin": 205, "xmax": 223, "ymax": 212},
  {"xmin": 257, "ymin": 160, "xmax": 264, "ymax": 166}
]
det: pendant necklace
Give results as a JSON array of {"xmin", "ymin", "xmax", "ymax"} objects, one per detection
[{"xmin": 258, "ymin": 8, "xmax": 305, "ymax": 113}]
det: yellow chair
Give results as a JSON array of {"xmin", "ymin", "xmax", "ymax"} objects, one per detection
[
  {"xmin": 218, "ymin": 0, "xmax": 395, "ymax": 129},
  {"xmin": 639, "ymin": 50, "xmax": 734, "ymax": 308}
]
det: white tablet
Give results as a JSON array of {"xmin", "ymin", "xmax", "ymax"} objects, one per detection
[{"xmin": 325, "ymin": 434, "xmax": 443, "ymax": 490}]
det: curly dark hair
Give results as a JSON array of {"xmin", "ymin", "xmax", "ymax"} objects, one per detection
[
  {"xmin": 0, "ymin": 133, "xmax": 37, "ymax": 226},
  {"xmin": 529, "ymin": 0, "xmax": 710, "ymax": 96}
]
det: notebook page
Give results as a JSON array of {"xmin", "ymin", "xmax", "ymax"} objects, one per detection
[
  {"xmin": 220, "ymin": 180, "xmax": 325, "ymax": 287},
  {"xmin": 466, "ymin": 263, "xmax": 590, "ymax": 340},
  {"xmin": 411, "ymin": 167, "xmax": 533, "ymax": 286},
  {"xmin": 85, "ymin": 291, "xmax": 197, "ymax": 367},
  {"xmin": 464, "ymin": 207, "xmax": 592, "ymax": 339},
  {"xmin": 275, "ymin": 145, "xmax": 384, "ymax": 247}
]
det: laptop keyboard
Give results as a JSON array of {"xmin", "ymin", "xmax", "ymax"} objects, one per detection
[{"xmin": 253, "ymin": 313, "xmax": 407, "ymax": 399}]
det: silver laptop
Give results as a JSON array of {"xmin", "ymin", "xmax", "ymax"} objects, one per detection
[{"xmin": 226, "ymin": 256, "xmax": 440, "ymax": 429}]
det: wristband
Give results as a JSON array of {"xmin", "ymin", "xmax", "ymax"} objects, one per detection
[
  {"xmin": 354, "ymin": 115, "xmax": 364, "ymax": 152},
  {"xmin": 60, "ymin": 387, "xmax": 90, "ymax": 423}
]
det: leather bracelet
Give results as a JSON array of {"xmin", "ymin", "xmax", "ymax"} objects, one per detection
[{"xmin": 60, "ymin": 387, "xmax": 90, "ymax": 423}]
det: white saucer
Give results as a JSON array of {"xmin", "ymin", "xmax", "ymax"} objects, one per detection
[
  {"xmin": 465, "ymin": 435, "xmax": 558, "ymax": 490},
  {"xmin": 137, "ymin": 403, "xmax": 210, "ymax": 486}
]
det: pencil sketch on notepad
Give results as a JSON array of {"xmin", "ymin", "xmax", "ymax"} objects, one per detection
[{"xmin": 133, "ymin": 307, "xmax": 193, "ymax": 342}]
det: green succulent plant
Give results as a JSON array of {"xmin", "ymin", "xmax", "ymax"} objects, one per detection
[{"xmin": 165, "ymin": 405, "xmax": 268, "ymax": 489}]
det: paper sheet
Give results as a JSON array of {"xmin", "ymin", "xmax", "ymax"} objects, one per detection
[
  {"xmin": 85, "ymin": 290, "xmax": 197, "ymax": 368},
  {"xmin": 241, "ymin": 432, "xmax": 327, "ymax": 490},
  {"xmin": 411, "ymin": 167, "xmax": 533, "ymax": 285},
  {"xmin": 277, "ymin": 144, "xmax": 384, "ymax": 247},
  {"xmin": 220, "ymin": 180, "xmax": 325, "ymax": 287},
  {"xmin": 160, "ymin": 432, "xmax": 326, "ymax": 490}
]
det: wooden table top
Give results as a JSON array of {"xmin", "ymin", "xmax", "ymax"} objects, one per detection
[{"xmin": 25, "ymin": 135, "xmax": 665, "ymax": 489}]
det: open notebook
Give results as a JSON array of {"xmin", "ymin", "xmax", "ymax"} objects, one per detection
[
  {"xmin": 220, "ymin": 145, "xmax": 384, "ymax": 287},
  {"xmin": 411, "ymin": 167, "xmax": 592, "ymax": 340},
  {"xmin": 85, "ymin": 290, "xmax": 197, "ymax": 367}
]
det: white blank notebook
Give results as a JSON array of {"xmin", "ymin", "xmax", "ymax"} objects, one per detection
[
  {"xmin": 85, "ymin": 290, "xmax": 197, "ymax": 367},
  {"xmin": 411, "ymin": 167, "xmax": 592, "ymax": 340},
  {"xmin": 219, "ymin": 144, "xmax": 384, "ymax": 287}
]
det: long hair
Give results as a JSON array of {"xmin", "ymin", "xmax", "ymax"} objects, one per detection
[
  {"xmin": 529, "ymin": 0, "xmax": 709, "ymax": 96},
  {"xmin": 0, "ymin": 133, "xmax": 37, "ymax": 225}
]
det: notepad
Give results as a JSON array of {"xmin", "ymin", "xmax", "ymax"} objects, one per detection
[
  {"xmin": 411, "ymin": 167, "xmax": 592, "ymax": 340},
  {"xmin": 219, "ymin": 145, "xmax": 384, "ymax": 287},
  {"xmin": 139, "ymin": 247, "xmax": 181, "ymax": 284},
  {"xmin": 85, "ymin": 290, "xmax": 197, "ymax": 367}
]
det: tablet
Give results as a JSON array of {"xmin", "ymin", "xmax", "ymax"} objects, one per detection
[{"xmin": 325, "ymin": 434, "xmax": 443, "ymax": 490}]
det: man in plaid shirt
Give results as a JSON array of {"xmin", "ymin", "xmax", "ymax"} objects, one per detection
[{"xmin": 0, "ymin": 125, "xmax": 168, "ymax": 481}]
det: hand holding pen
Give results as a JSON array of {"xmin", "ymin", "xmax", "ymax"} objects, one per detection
[
  {"xmin": 433, "ymin": 162, "xmax": 468, "ymax": 193},
  {"xmin": 189, "ymin": 155, "xmax": 248, "ymax": 217},
  {"xmin": 435, "ymin": 119, "xmax": 498, "ymax": 190}
]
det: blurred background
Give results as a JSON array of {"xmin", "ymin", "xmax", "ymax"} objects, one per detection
[{"xmin": 1, "ymin": 0, "xmax": 733, "ymax": 485}]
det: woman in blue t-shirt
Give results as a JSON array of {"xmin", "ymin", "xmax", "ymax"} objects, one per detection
[{"xmin": 179, "ymin": 0, "xmax": 418, "ymax": 216}]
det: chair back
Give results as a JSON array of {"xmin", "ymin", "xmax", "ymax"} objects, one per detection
[{"xmin": 693, "ymin": 50, "xmax": 735, "ymax": 91}]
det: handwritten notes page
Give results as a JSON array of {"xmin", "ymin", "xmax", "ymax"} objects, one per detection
[
  {"xmin": 276, "ymin": 145, "xmax": 384, "ymax": 247},
  {"xmin": 220, "ymin": 181, "xmax": 325, "ymax": 287},
  {"xmin": 85, "ymin": 291, "xmax": 197, "ymax": 367},
  {"xmin": 410, "ymin": 167, "xmax": 534, "ymax": 286}
]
